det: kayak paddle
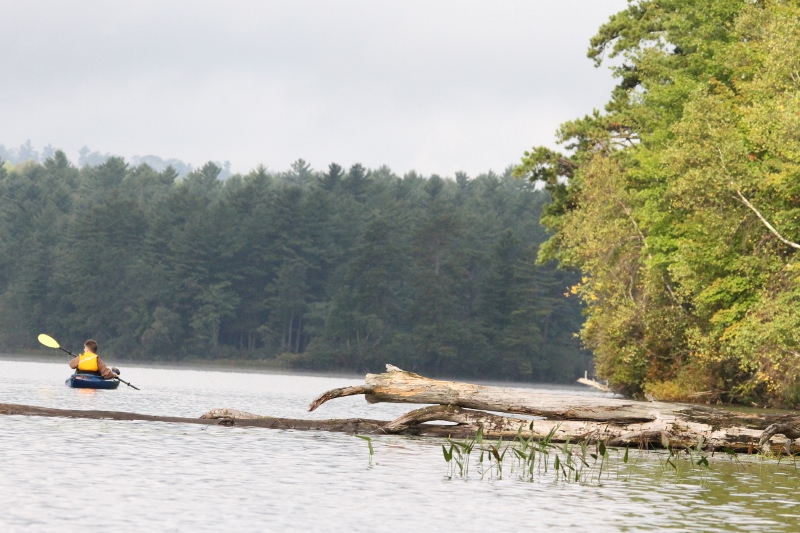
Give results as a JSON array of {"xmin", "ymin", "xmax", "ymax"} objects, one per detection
[
  {"xmin": 38, "ymin": 333, "xmax": 75, "ymax": 356},
  {"xmin": 38, "ymin": 334, "xmax": 140, "ymax": 390},
  {"xmin": 115, "ymin": 376, "xmax": 140, "ymax": 390}
]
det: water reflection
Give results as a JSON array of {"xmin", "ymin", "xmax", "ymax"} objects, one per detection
[{"xmin": 0, "ymin": 358, "xmax": 798, "ymax": 532}]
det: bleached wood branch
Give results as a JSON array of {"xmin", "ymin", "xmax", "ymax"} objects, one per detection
[{"xmin": 735, "ymin": 189, "xmax": 800, "ymax": 250}]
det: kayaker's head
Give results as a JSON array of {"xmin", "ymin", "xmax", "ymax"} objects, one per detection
[{"xmin": 84, "ymin": 339, "xmax": 98, "ymax": 354}]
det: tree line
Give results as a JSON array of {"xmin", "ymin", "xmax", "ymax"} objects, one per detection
[
  {"xmin": 515, "ymin": 0, "xmax": 800, "ymax": 406},
  {"xmin": 0, "ymin": 153, "xmax": 588, "ymax": 382}
]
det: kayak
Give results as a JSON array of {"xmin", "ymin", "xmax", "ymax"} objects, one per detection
[{"xmin": 65, "ymin": 374, "xmax": 120, "ymax": 390}]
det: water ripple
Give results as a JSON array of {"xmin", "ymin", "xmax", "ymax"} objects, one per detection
[{"xmin": 1, "ymin": 359, "xmax": 798, "ymax": 532}]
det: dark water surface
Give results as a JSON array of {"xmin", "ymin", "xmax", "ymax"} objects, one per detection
[{"xmin": 1, "ymin": 358, "xmax": 799, "ymax": 532}]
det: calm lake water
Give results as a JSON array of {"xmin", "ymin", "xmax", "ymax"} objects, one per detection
[{"xmin": 1, "ymin": 357, "xmax": 799, "ymax": 532}]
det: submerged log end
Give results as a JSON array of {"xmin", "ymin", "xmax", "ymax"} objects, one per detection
[
  {"xmin": 308, "ymin": 385, "xmax": 371, "ymax": 412},
  {"xmin": 199, "ymin": 408, "xmax": 264, "ymax": 420}
]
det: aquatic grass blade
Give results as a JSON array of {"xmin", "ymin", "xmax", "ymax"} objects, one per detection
[
  {"xmin": 355, "ymin": 435, "xmax": 374, "ymax": 455},
  {"xmin": 448, "ymin": 438, "xmax": 468, "ymax": 451},
  {"xmin": 489, "ymin": 445, "xmax": 501, "ymax": 462},
  {"xmin": 442, "ymin": 444, "xmax": 453, "ymax": 462}
]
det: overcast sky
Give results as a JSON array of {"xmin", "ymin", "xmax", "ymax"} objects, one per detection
[{"xmin": 1, "ymin": 0, "xmax": 628, "ymax": 176}]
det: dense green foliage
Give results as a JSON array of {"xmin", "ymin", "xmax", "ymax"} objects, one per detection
[
  {"xmin": 515, "ymin": 0, "xmax": 800, "ymax": 405},
  {"xmin": 0, "ymin": 155, "xmax": 587, "ymax": 381}
]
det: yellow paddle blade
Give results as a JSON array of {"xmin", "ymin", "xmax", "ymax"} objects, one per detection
[{"xmin": 38, "ymin": 334, "xmax": 61, "ymax": 349}]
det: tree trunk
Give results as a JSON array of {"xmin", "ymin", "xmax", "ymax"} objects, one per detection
[
  {"xmin": 285, "ymin": 315, "xmax": 294, "ymax": 352},
  {"xmin": 211, "ymin": 319, "xmax": 220, "ymax": 347},
  {"xmin": 295, "ymin": 313, "xmax": 303, "ymax": 353}
]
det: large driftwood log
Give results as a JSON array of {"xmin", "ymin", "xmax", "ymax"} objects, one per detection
[
  {"xmin": 310, "ymin": 366, "xmax": 659, "ymax": 422},
  {"xmin": 309, "ymin": 366, "xmax": 800, "ymax": 452}
]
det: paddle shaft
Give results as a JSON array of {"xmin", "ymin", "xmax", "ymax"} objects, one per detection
[{"xmin": 115, "ymin": 377, "xmax": 140, "ymax": 390}]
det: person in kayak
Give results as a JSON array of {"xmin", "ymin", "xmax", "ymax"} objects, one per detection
[{"xmin": 68, "ymin": 339, "xmax": 120, "ymax": 380}]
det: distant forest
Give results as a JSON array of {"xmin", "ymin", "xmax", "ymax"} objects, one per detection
[{"xmin": 0, "ymin": 151, "xmax": 588, "ymax": 382}]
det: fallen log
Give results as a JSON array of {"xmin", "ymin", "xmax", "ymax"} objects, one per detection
[
  {"xmin": 0, "ymin": 402, "xmax": 389, "ymax": 433},
  {"xmin": 577, "ymin": 371, "xmax": 611, "ymax": 393},
  {"xmin": 3, "ymin": 400, "xmax": 796, "ymax": 452},
  {"xmin": 309, "ymin": 366, "xmax": 800, "ymax": 452},
  {"xmin": 0, "ymin": 402, "xmax": 493, "ymax": 438},
  {"xmin": 310, "ymin": 366, "xmax": 659, "ymax": 422}
]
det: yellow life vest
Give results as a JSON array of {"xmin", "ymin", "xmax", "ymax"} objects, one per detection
[{"xmin": 77, "ymin": 352, "xmax": 99, "ymax": 372}]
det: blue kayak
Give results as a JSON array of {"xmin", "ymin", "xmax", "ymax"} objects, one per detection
[{"xmin": 65, "ymin": 374, "xmax": 120, "ymax": 389}]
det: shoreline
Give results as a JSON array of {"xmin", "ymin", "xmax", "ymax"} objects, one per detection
[{"xmin": 0, "ymin": 352, "xmax": 606, "ymax": 393}]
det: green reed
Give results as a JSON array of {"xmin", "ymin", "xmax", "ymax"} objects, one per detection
[
  {"xmin": 355, "ymin": 435, "xmax": 374, "ymax": 466},
  {"xmin": 356, "ymin": 425, "xmax": 795, "ymax": 482},
  {"xmin": 439, "ymin": 422, "xmax": 720, "ymax": 485}
]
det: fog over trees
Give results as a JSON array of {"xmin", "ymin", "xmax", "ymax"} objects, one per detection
[{"xmin": 0, "ymin": 141, "xmax": 216, "ymax": 178}]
